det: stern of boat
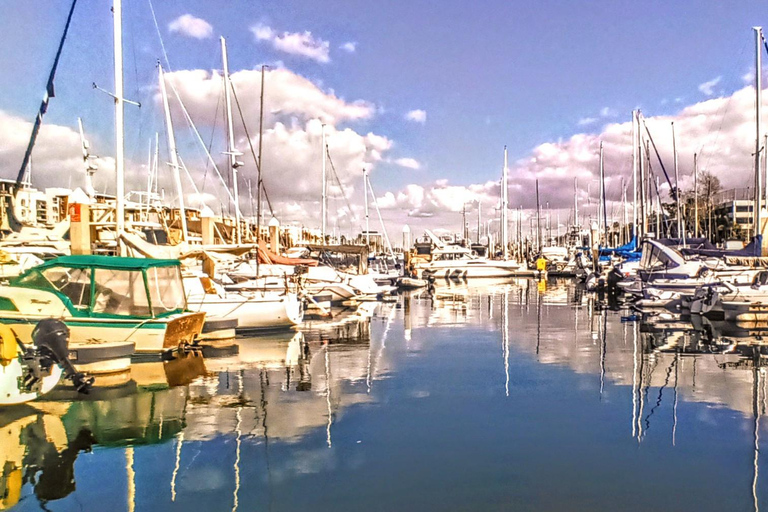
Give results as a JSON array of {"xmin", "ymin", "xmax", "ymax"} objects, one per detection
[{"xmin": 163, "ymin": 312, "xmax": 206, "ymax": 350}]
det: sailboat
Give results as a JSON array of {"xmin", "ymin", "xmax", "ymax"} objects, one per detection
[{"xmin": 181, "ymin": 37, "xmax": 304, "ymax": 330}]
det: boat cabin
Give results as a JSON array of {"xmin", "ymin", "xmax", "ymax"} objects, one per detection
[{"xmin": 10, "ymin": 255, "xmax": 187, "ymax": 318}]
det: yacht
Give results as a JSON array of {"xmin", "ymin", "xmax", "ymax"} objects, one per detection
[{"xmin": 413, "ymin": 230, "xmax": 519, "ymax": 279}]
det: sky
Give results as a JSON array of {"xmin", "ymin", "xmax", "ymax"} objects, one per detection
[{"xmin": 1, "ymin": 0, "xmax": 767, "ymax": 241}]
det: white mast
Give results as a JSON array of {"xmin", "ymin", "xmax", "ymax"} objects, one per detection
[
  {"xmin": 656, "ymin": 176, "xmax": 661, "ymax": 237},
  {"xmin": 632, "ymin": 110, "xmax": 638, "ymax": 240},
  {"xmin": 158, "ymin": 64, "xmax": 188, "ymax": 241},
  {"xmin": 598, "ymin": 141, "xmax": 604, "ymax": 242},
  {"xmin": 113, "ymin": 0, "xmax": 125, "ymax": 252},
  {"xmin": 501, "ymin": 146, "xmax": 509, "ymax": 260},
  {"xmin": 477, "ymin": 201, "xmax": 482, "ymax": 243},
  {"xmin": 321, "ymin": 123, "xmax": 327, "ymax": 241},
  {"xmin": 364, "ymin": 168, "xmax": 370, "ymax": 246},
  {"xmin": 574, "ymin": 177, "xmax": 578, "ymax": 230},
  {"xmin": 694, "ymin": 153, "xmax": 699, "ymax": 238},
  {"xmin": 622, "ymin": 176, "xmax": 627, "ymax": 244},
  {"xmin": 221, "ymin": 36, "xmax": 243, "ymax": 245},
  {"xmin": 755, "ymin": 27, "xmax": 764, "ymax": 239},
  {"xmin": 672, "ymin": 121, "xmax": 683, "ymax": 241}
]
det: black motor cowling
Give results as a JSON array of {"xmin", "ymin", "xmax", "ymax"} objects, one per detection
[{"xmin": 29, "ymin": 319, "xmax": 94, "ymax": 394}]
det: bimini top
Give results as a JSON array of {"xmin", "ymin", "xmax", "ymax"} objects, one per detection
[
  {"xmin": 20, "ymin": 255, "xmax": 181, "ymax": 273},
  {"xmin": 10, "ymin": 255, "xmax": 186, "ymax": 319}
]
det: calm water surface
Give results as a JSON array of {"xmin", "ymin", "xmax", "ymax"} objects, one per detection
[{"xmin": 3, "ymin": 278, "xmax": 768, "ymax": 511}]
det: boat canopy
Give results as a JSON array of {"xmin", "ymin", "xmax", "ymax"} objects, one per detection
[
  {"xmin": 639, "ymin": 240, "xmax": 685, "ymax": 270},
  {"xmin": 24, "ymin": 255, "xmax": 181, "ymax": 271},
  {"xmin": 11, "ymin": 255, "xmax": 187, "ymax": 319},
  {"xmin": 305, "ymin": 244, "xmax": 369, "ymax": 274},
  {"xmin": 668, "ymin": 236, "xmax": 763, "ymax": 258}
]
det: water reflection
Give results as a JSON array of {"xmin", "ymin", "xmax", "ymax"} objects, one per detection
[{"xmin": 5, "ymin": 282, "xmax": 768, "ymax": 510}]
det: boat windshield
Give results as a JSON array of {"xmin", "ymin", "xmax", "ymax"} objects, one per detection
[
  {"xmin": 640, "ymin": 243, "xmax": 679, "ymax": 271},
  {"xmin": 92, "ymin": 269, "xmax": 151, "ymax": 317},
  {"xmin": 146, "ymin": 266, "xmax": 186, "ymax": 315},
  {"xmin": 433, "ymin": 249, "xmax": 475, "ymax": 261}
]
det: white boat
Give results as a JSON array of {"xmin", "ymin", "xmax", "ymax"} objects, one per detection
[
  {"xmin": 416, "ymin": 245, "xmax": 519, "ymax": 279},
  {"xmin": 184, "ymin": 272, "xmax": 303, "ymax": 331}
]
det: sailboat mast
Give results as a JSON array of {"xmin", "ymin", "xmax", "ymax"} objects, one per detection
[
  {"xmin": 656, "ymin": 176, "xmax": 661, "ymax": 238},
  {"xmin": 694, "ymin": 153, "xmax": 699, "ymax": 238},
  {"xmin": 639, "ymin": 115, "xmax": 648, "ymax": 236},
  {"xmin": 256, "ymin": 64, "xmax": 266, "ymax": 244},
  {"xmin": 502, "ymin": 146, "xmax": 509, "ymax": 260},
  {"xmin": 159, "ymin": 64, "xmax": 188, "ymax": 241},
  {"xmin": 622, "ymin": 176, "xmax": 627, "ymax": 245},
  {"xmin": 573, "ymin": 177, "xmax": 578, "ymax": 231},
  {"xmin": 755, "ymin": 26, "xmax": 763, "ymax": 240},
  {"xmin": 632, "ymin": 110, "xmax": 638, "ymax": 239},
  {"xmin": 321, "ymin": 124, "xmax": 327, "ymax": 241},
  {"xmin": 477, "ymin": 202, "xmax": 482, "ymax": 243},
  {"xmin": 672, "ymin": 122, "xmax": 683, "ymax": 241},
  {"xmin": 221, "ymin": 37, "xmax": 242, "ymax": 245},
  {"xmin": 364, "ymin": 168, "xmax": 370, "ymax": 246},
  {"xmin": 113, "ymin": 0, "xmax": 125, "ymax": 252},
  {"xmin": 535, "ymin": 179, "xmax": 541, "ymax": 251},
  {"xmin": 599, "ymin": 141, "xmax": 605, "ymax": 242}
]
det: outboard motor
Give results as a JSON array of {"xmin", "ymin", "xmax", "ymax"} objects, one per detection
[
  {"xmin": 21, "ymin": 319, "xmax": 94, "ymax": 394},
  {"xmin": 606, "ymin": 266, "xmax": 624, "ymax": 292}
]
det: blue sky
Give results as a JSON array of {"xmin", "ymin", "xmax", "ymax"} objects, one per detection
[{"xmin": 1, "ymin": 1, "xmax": 766, "ymax": 234}]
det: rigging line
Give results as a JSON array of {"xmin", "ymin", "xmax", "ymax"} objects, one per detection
[
  {"xmin": 325, "ymin": 144, "xmax": 359, "ymax": 225},
  {"xmin": 148, "ymin": 0, "xmax": 172, "ymax": 72},
  {"xmin": 230, "ymin": 79, "xmax": 278, "ymax": 218},
  {"xmin": 201, "ymin": 69, "xmax": 223, "ymax": 196},
  {"xmin": 149, "ymin": 0, "xmax": 237, "ymax": 211},
  {"xmin": 16, "ymin": 0, "xmax": 79, "ymax": 188},
  {"xmin": 123, "ymin": 6, "xmax": 146, "ymax": 173},
  {"xmin": 229, "ymin": 81, "xmax": 261, "ymax": 174},
  {"xmin": 642, "ymin": 118, "xmax": 677, "ymax": 200},
  {"xmin": 699, "ymin": 38, "xmax": 748, "ymax": 164},
  {"xmin": 260, "ymin": 181, "xmax": 275, "ymax": 217},
  {"xmin": 177, "ymin": 155, "xmax": 205, "ymax": 204},
  {"xmin": 169, "ymin": 79, "xmax": 237, "ymax": 208}
]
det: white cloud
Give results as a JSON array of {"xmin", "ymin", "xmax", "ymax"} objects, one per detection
[
  {"xmin": 600, "ymin": 107, "xmax": 617, "ymax": 118},
  {"xmin": 164, "ymin": 67, "xmax": 375, "ymax": 125},
  {"xmin": 168, "ymin": 14, "xmax": 213, "ymax": 40},
  {"xmin": 578, "ymin": 117, "xmax": 597, "ymax": 126},
  {"xmin": 394, "ymin": 158, "xmax": 421, "ymax": 170},
  {"xmin": 339, "ymin": 42, "xmax": 357, "ymax": 53},
  {"xmin": 698, "ymin": 76, "xmax": 721, "ymax": 96},
  {"xmin": 156, "ymin": 67, "xmax": 391, "ymax": 225},
  {"xmin": 251, "ymin": 24, "xmax": 330, "ymax": 63},
  {"xmin": 405, "ymin": 109, "xmax": 427, "ymax": 123},
  {"xmin": 376, "ymin": 84, "xmax": 766, "ymax": 237}
]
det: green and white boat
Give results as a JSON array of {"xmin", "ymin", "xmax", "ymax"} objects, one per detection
[{"xmin": 0, "ymin": 256, "xmax": 205, "ymax": 355}]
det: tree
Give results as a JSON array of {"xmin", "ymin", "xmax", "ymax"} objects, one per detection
[{"xmin": 682, "ymin": 171, "xmax": 721, "ymax": 239}]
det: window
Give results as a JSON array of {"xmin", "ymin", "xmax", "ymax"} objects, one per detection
[
  {"xmin": 42, "ymin": 267, "xmax": 92, "ymax": 310},
  {"xmin": 146, "ymin": 266, "xmax": 186, "ymax": 315},
  {"xmin": 92, "ymin": 269, "xmax": 150, "ymax": 316}
]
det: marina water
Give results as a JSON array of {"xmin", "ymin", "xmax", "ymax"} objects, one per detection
[{"xmin": 2, "ymin": 278, "xmax": 766, "ymax": 511}]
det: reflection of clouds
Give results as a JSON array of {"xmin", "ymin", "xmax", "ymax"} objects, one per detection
[{"xmin": 417, "ymin": 277, "xmax": 767, "ymax": 420}]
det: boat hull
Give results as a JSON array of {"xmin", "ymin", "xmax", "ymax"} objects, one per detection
[
  {"xmin": 187, "ymin": 292, "xmax": 304, "ymax": 331},
  {"xmin": 0, "ymin": 313, "xmax": 205, "ymax": 354}
]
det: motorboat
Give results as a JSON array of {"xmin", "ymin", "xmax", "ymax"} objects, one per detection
[{"xmin": 0, "ymin": 255, "xmax": 205, "ymax": 355}]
